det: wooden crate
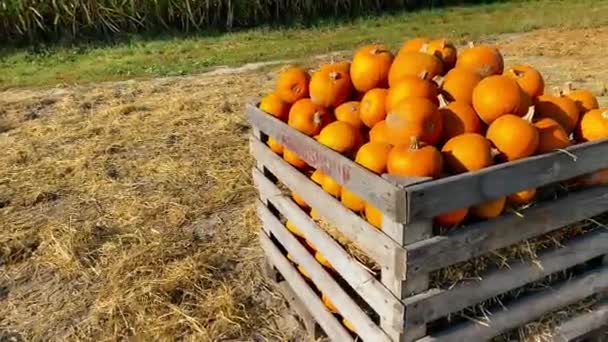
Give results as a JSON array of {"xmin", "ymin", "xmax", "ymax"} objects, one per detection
[{"xmin": 248, "ymin": 103, "xmax": 608, "ymax": 342}]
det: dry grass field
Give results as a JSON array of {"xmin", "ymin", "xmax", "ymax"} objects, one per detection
[{"xmin": 1, "ymin": 26, "xmax": 608, "ymax": 341}]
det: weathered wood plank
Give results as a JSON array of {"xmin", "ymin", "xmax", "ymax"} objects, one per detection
[
  {"xmin": 251, "ymin": 136, "xmax": 403, "ymax": 267},
  {"xmin": 257, "ymin": 200, "xmax": 391, "ymax": 342},
  {"xmin": 275, "ymin": 277, "xmax": 320, "ymax": 337},
  {"xmin": 259, "ymin": 231, "xmax": 355, "ymax": 342},
  {"xmin": 405, "ymin": 138, "xmax": 608, "ymax": 219},
  {"xmin": 403, "ymin": 229, "xmax": 608, "ymax": 325},
  {"xmin": 416, "ymin": 266, "xmax": 608, "ymax": 342},
  {"xmin": 253, "ymin": 170, "xmax": 401, "ymax": 321},
  {"xmin": 248, "ymin": 103, "xmax": 406, "ymax": 222},
  {"xmin": 406, "ymin": 185, "xmax": 608, "ymax": 274},
  {"xmin": 552, "ymin": 300, "xmax": 608, "ymax": 342}
]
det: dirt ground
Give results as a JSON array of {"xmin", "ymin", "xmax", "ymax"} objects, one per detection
[{"xmin": 1, "ymin": 27, "xmax": 607, "ymax": 342}]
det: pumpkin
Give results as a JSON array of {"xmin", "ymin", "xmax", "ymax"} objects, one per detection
[
  {"xmin": 442, "ymin": 67, "xmax": 483, "ymax": 104},
  {"xmin": 434, "ymin": 207, "xmax": 469, "ymax": 227},
  {"xmin": 564, "ymin": 83, "xmax": 599, "ymax": 114},
  {"xmin": 507, "ymin": 189, "xmax": 537, "ymax": 206},
  {"xmin": 505, "ymin": 65, "xmax": 544, "ymax": 99},
  {"xmin": 317, "ymin": 121, "xmax": 358, "ymax": 154},
  {"xmin": 310, "ymin": 64, "xmax": 353, "ymax": 108},
  {"xmin": 360, "ymin": 88, "xmax": 389, "ymax": 128},
  {"xmin": 322, "ymin": 60, "xmax": 351, "ymax": 74},
  {"xmin": 322, "ymin": 293, "xmax": 338, "ymax": 313},
  {"xmin": 350, "ymin": 44, "xmax": 394, "ymax": 92},
  {"xmin": 310, "ymin": 169, "xmax": 325, "ymax": 185},
  {"xmin": 267, "ymin": 136, "xmax": 284, "ymax": 155},
  {"xmin": 288, "ymin": 98, "xmax": 333, "ymax": 136},
  {"xmin": 388, "ymin": 51, "xmax": 443, "ymax": 87},
  {"xmin": 292, "ymin": 191, "xmax": 309, "ymax": 210},
  {"xmin": 297, "ymin": 265, "xmax": 311, "ymax": 280},
  {"xmin": 275, "ymin": 66, "xmax": 310, "ymax": 104},
  {"xmin": 310, "ymin": 208, "xmax": 322, "ymax": 220},
  {"xmin": 399, "ymin": 37, "xmax": 430, "ymax": 54},
  {"xmin": 534, "ymin": 93, "xmax": 580, "ymax": 134},
  {"xmin": 283, "ymin": 148, "xmax": 309, "ymax": 169},
  {"xmin": 472, "ymin": 75, "xmax": 524, "ymax": 124},
  {"xmin": 575, "ymin": 109, "xmax": 608, "ymax": 142},
  {"xmin": 286, "ymin": 220, "xmax": 304, "ymax": 238},
  {"xmin": 386, "ymin": 73, "xmax": 439, "ymax": 112},
  {"xmin": 385, "ymin": 97, "xmax": 442, "ymax": 146},
  {"xmin": 343, "ymin": 319, "xmax": 356, "ymax": 333},
  {"xmin": 438, "ymin": 96, "xmax": 482, "ymax": 141},
  {"xmin": 322, "ymin": 176, "xmax": 342, "ymax": 197},
  {"xmin": 315, "ymin": 252, "xmax": 332, "ymax": 269},
  {"xmin": 341, "ymin": 188, "xmax": 365, "ymax": 212},
  {"xmin": 534, "ymin": 118, "xmax": 572, "ymax": 154},
  {"xmin": 259, "ymin": 92, "xmax": 290, "ymax": 121},
  {"xmin": 486, "ymin": 114, "xmax": 539, "ymax": 161},
  {"xmin": 472, "ymin": 197, "xmax": 506, "ymax": 219},
  {"xmin": 441, "ymin": 133, "xmax": 493, "ymax": 173},
  {"xmin": 304, "ymin": 239, "xmax": 317, "ymax": 252},
  {"xmin": 387, "ymin": 137, "xmax": 443, "ymax": 178},
  {"xmin": 427, "ymin": 39, "xmax": 458, "ymax": 70},
  {"xmin": 364, "ymin": 202, "xmax": 382, "ymax": 229},
  {"xmin": 456, "ymin": 43, "xmax": 504, "ymax": 77},
  {"xmin": 369, "ymin": 120, "xmax": 392, "ymax": 145},
  {"xmin": 355, "ymin": 142, "xmax": 392, "ymax": 174},
  {"xmin": 335, "ymin": 101, "xmax": 363, "ymax": 130},
  {"xmin": 571, "ymin": 169, "xmax": 608, "ymax": 188}
]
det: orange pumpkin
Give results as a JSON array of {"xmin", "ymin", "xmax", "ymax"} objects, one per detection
[
  {"xmin": 575, "ymin": 109, "xmax": 608, "ymax": 142},
  {"xmin": 317, "ymin": 121, "xmax": 358, "ymax": 154},
  {"xmin": 364, "ymin": 202, "xmax": 382, "ymax": 229},
  {"xmin": 427, "ymin": 39, "xmax": 458, "ymax": 70},
  {"xmin": 385, "ymin": 97, "xmax": 443, "ymax": 146},
  {"xmin": 292, "ymin": 191, "xmax": 309, "ymax": 210},
  {"xmin": 387, "ymin": 137, "xmax": 443, "ymax": 178},
  {"xmin": 388, "ymin": 51, "xmax": 443, "ymax": 87},
  {"xmin": 355, "ymin": 142, "xmax": 392, "ymax": 174},
  {"xmin": 472, "ymin": 197, "xmax": 506, "ymax": 219},
  {"xmin": 341, "ymin": 187, "xmax": 365, "ymax": 212},
  {"xmin": 507, "ymin": 189, "xmax": 537, "ymax": 206},
  {"xmin": 441, "ymin": 133, "xmax": 493, "ymax": 173},
  {"xmin": 297, "ymin": 265, "xmax": 311, "ymax": 280},
  {"xmin": 441, "ymin": 67, "xmax": 483, "ymax": 104},
  {"xmin": 386, "ymin": 73, "xmax": 439, "ymax": 112},
  {"xmin": 322, "ymin": 176, "xmax": 342, "ymax": 197},
  {"xmin": 283, "ymin": 148, "xmax": 309, "ymax": 169},
  {"xmin": 315, "ymin": 253, "xmax": 332, "ymax": 269},
  {"xmin": 267, "ymin": 136, "xmax": 284, "ymax": 155},
  {"xmin": 472, "ymin": 75, "xmax": 524, "ymax": 124},
  {"xmin": 288, "ymin": 99, "xmax": 332, "ymax": 136},
  {"xmin": 322, "ymin": 293, "xmax": 338, "ymax": 313},
  {"xmin": 439, "ymin": 97, "xmax": 483, "ymax": 141},
  {"xmin": 310, "ymin": 64, "xmax": 353, "ymax": 108},
  {"xmin": 360, "ymin": 88, "xmax": 389, "ymax": 128},
  {"xmin": 456, "ymin": 43, "xmax": 504, "ymax": 77},
  {"xmin": 350, "ymin": 44, "xmax": 394, "ymax": 92},
  {"xmin": 399, "ymin": 37, "xmax": 430, "ymax": 54},
  {"xmin": 310, "ymin": 169, "xmax": 325, "ymax": 185},
  {"xmin": 534, "ymin": 118, "xmax": 572, "ymax": 154},
  {"xmin": 505, "ymin": 65, "xmax": 544, "ymax": 99},
  {"xmin": 369, "ymin": 120, "xmax": 392, "ymax": 145},
  {"xmin": 434, "ymin": 207, "xmax": 469, "ymax": 227},
  {"xmin": 564, "ymin": 84, "xmax": 599, "ymax": 114},
  {"xmin": 486, "ymin": 114, "xmax": 539, "ymax": 161},
  {"xmin": 286, "ymin": 220, "xmax": 304, "ymax": 238},
  {"xmin": 343, "ymin": 318, "xmax": 356, "ymax": 334},
  {"xmin": 571, "ymin": 169, "xmax": 608, "ymax": 188},
  {"xmin": 275, "ymin": 66, "xmax": 310, "ymax": 104},
  {"xmin": 310, "ymin": 208, "xmax": 322, "ymax": 220},
  {"xmin": 322, "ymin": 60, "xmax": 351, "ymax": 74},
  {"xmin": 335, "ymin": 101, "xmax": 363, "ymax": 130},
  {"xmin": 534, "ymin": 93, "xmax": 580, "ymax": 134},
  {"xmin": 259, "ymin": 92, "xmax": 290, "ymax": 120}
]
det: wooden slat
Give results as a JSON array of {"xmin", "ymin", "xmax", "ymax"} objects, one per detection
[
  {"xmin": 275, "ymin": 277, "xmax": 320, "ymax": 337},
  {"xmin": 406, "ymin": 184, "xmax": 608, "ymax": 274},
  {"xmin": 257, "ymin": 201, "xmax": 391, "ymax": 342},
  {"xmin": 405, "ymin": 138, "xmax": 608, "ymax": 219},
  {"xmin": 416, "ymin": 266, "xmax": 608, "ymax": 342},
  {"xmin": 253, "ymin": 170, "xmax": 401, "ymax": 321},
  {"xmin": 251, "ymin": 136, "xmax": 403, "ymax": 267},
  {"xmin": 403, "ymin": 229, "xmax": 608, "ymax": 325},
  {"xmin": 259, "ymin": 231, "xmax": 355, "ymax": 342},
  {"xmin": 248, "ymin": 104, "xmax": 406, "ymax": 222},
  {"xmin": 552, "ymin": 300, "xmax": 608, "ymax": 342}
]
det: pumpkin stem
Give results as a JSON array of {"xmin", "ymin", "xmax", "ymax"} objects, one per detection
[
  {"xmin": 371, "ymin": 46, "xmax": 390, "ymax": 55},
  {"xmin": 418, "ymin": 70, "xmax": 430, "ymax": 80},
  {"xmin": 437, "ymin": 94, "xmax": 449, "ymax": 108},
  {"xmin": 433, "ymin": 75, "xmax": 445, "ymax": 87},
  {"xmin": 313, "ymin": 111, "xmax": 323, "ymax": 126},
  {"xmin": 467, "ymin": 41, "xmax": 475, "ymax": 48},
  {"xmin": 408, "ymin": 136, "xmax": 420, "ymax": 150},
  {"xmin": 419, "ymin": 43, "xmax": 429, "ymax": 53},
  {"xmin": 329, "ymin": 71, "xmax": 341, "ymax": 81},
  {"xmin": 522, "ymin": 106, "xmax": 535, "ymax": 123},
  {"xmin": 553, "ymin": 86, "xmax": 564, "ymax": 97},
  {"xmin": 509, "ymin": 68, "xmax": 524, "ymax": 77},
  {"xmin": 490, "ymin": 148, "xmax": 501, "ymax": 159}
]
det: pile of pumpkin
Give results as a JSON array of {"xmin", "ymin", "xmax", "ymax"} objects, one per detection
[{"xmin": 258, "ymin": 38, "xmax": 607, "ymax": 332}]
